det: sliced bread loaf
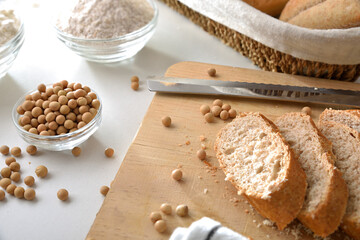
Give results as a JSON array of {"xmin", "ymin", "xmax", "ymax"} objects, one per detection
[
  {"xmin": 214, "ymin": 112, "xmax": 307, "ymax": 230},
  {"xmin": 274, "ymin": 113, "xmax": 348, "ymax": 237},
  {"xmin": 319, "ymin": 109, "xmax": 360, "ymax": 133},
  {"xmin": 319, "ymin": 121, "xmax": 360, "ymax": 240}
]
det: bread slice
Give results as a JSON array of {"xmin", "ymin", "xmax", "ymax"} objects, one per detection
[
  {"xmin": 274, "ymin": 113, "xmax": 348, "ymax": 237},
  {"xmin": 280, "ymin": 0, "xmax": 360, "ymax": 29},
  {"xmin": 319, "ymin": 121, "xmax": 360, "ymax": 240},
  {"xmin": 319, "ymin": 108, "xmax": 360, "ymax": 133},
  {"xmin": 214, "ymin": 112, "xmax": 307, "ymax": 230}
]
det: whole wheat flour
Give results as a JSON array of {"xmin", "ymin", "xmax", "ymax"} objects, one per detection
[
  {"xmin": 56, "ymin": 0, "xmax": 154, "ymax": 39},
  {"xmin": 0, "ymin": 10, "xmax": 20, "ymax": 46}
]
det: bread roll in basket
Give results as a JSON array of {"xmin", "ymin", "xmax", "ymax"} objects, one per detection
[{"xmin": 160, "ymin": 0, "xmax": 360, "ymax": 81}]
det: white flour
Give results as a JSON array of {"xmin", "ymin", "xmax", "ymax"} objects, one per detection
[
  {"xmin": 0, "ymin": 10, "xmax": 20, "ymax": 46},
  {"xmin": 56, "ymin": 0, "xmax": 154, "ymax": 39}
]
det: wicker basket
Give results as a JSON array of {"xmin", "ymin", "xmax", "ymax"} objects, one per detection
[{"xmin": 160, "ymin": 0, "xmax": 360, "ymax": 82}]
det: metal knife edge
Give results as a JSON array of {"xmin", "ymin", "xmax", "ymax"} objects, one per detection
[
  {"xmin": 147, "ymin": 77, "xmax": 360, "ymax": 107},
  {"xmin": 147, "ymin": 77, "xmax": 360, "ymax": 96}
]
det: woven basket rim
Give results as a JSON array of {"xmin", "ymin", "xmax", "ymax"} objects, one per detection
[{"xmin": 176, "ymin": 0, "xmax": 360, "ymax": 65}]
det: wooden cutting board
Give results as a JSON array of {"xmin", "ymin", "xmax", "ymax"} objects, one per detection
[{"xmin": 87, "ymin": 62, "xmax": 357, "ymax": 240}]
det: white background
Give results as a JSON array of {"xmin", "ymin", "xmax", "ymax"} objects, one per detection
[{"xmin": 0, "ymin": 0, "xmax": 256, "ymax": 239}]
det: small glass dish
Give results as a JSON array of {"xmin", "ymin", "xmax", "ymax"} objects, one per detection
[
  {"xmin": 12, "ymin": 86, "xmax": 102, "ymax": 151},
  {"xmin": 0, "ymin": 20, "xmax": 25, "ymax": 78},
  {"xmin": 54, "ymin": 0, "xmax": 158, "ymax": 63}
]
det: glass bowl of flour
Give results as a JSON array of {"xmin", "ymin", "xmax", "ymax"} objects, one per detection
[
  {"xmin": 0, "ymin": 10, "xmax": 25, "ymax": 78},
  {"xmin": 54, "ymin": 0, "xmax": 158, "ymax": 63}
]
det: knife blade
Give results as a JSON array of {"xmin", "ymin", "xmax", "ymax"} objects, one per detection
[{"xmin": 147, "ymin": 77, "xmax": 360, "ymax": 107}]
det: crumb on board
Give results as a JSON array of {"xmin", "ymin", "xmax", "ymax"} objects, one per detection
[
  {"xmin": 199, "ymin": 135, "xmax": 206, "ymax": 141},
  {"xmin": 201, "ymin": 143, "xmax": 206, "ymax": 150},
  {"xmin": 198, "ymin": 176, "xmax": 202, "ymax": 179},
  {"xmin": 244, "ymin": 209, "xmax": 249, "ymax": 214},
  {"xmin": 214, "ymin": 180, "xmax": 219, "ymax": 183},
  {"xmin": 185, "ymin": 141, "xmax": 190, "ymax": 145},
  {"xmin": 262, "ymin": 219, "xmax": 274, "ymax": 227},
  {"xmin": 203, "ymin": 162, "xmax": 218, "ymax": 174},
  {"xmin": 177, "ymin": 164, "xmax": 183, "ymax": 168},
  {"xmin": 283, "ymin": 224, "xmax": 303, "ymax": 240},
  {"xmin": 203, "ymin": 188, "xmax": 208, "ymax": 194}
]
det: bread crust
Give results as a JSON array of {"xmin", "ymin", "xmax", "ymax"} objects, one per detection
[
  {"xmin": 215, "ymin": 112, "xmax": 307, "ymax": 230},
  {"xmin": 242, "ymin": 0, "xmax": 289, "ymax": 17},
  {"xmin": 279, "ymin": 0, "xmax": 325, "ymax": 21},
  {"xmin": 275, "ymin": 113, "xmax": 348, "ymax": 237},
  {"xmin": 319, "ymin": 109, "xmax": 360, "ymax": 133},
  {"xmin": 319, "ymin": 120, "xmax": 360, "ymax": 240},
  {"xmin": 297, "ymin": 159, "xmax": 348, "ymax": 237},
  {"xmin": 280, "ymin": 0, "xmax": 360, "ymax": 29}
]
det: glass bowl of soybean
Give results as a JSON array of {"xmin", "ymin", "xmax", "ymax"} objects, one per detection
[
  {"xmin": 12, "ymin": 82, "xmax": 102, "ymax": 151},
  {"xmin": 0, "ymin": 17, "xmax": 25, "ymax": 78}
]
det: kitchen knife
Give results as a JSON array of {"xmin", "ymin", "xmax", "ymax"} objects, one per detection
[{"xmin": 147, "ymin": 77, "xmax": 360, "ymax": 107}]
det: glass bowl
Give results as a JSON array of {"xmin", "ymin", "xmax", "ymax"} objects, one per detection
[
  {"xmin": 0, "ymin": 21, "xmax": 25, "ymax": 78},
  {"xmin": 12, "ymin": 86, "xmax": 102, "ymax": 151},
  {"xmin": 54, "ymin": 0, "xmax": 158, "ymax": 63}
]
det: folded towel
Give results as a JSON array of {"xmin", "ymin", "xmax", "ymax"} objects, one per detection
[{"xmin": 169, "ymin": 217, "xmax": 249, "ymax": 240}]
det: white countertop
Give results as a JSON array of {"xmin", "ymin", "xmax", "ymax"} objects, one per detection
[{"xmin": 0, "ymin": 1, "xmax": 256, "ymax": 240}]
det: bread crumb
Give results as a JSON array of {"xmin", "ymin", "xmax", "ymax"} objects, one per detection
[
  {"xmin": 178, "ymin": 144, "xmax": 183, "ymax": 146},
  {"xmin": 185, "ymin": 141, "xmax": 190, "ymax": 145},
  {"xmin": 199, "ymin": 135, "xmax": 206, "ymax": 141},
  {"xmin": 198, "ymin": 176, "xmax": 202, "ymax": 179},
  {"xmin": 244, "ymin": 209, "xmax": 249, "ymax": 214},
  {"xmin": 257, "ymin": 223, "xmax": 262, "ymax": 228},
  {"xmin": 237, "ymin": 190, "xmax": 244, "ymax": 195},
  {"xmin": 201, "ymin": 143, "xmax": 206, "ymax": 150},
  {"xmin": 262, "ymin": 219, "xmax": 274, "ymax": 227},
  {"xmin": 203, "ymin": 188, "xmax": 208, "ymax": 194},
  {"xmin": 177, "ymin": 164, "xmax": 183, "ymax": 168},
  {"xmin": 283, "ymin": 224, "xmax": 303, "ymax": 240},
  {"xmin": 214, "ymin": 180, "xmax": 219, "ymax": 183}
]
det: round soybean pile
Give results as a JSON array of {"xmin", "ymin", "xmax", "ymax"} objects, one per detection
[{"xmin": 16, "ymin": 81, "xmax": 100, "ymax": 136}]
